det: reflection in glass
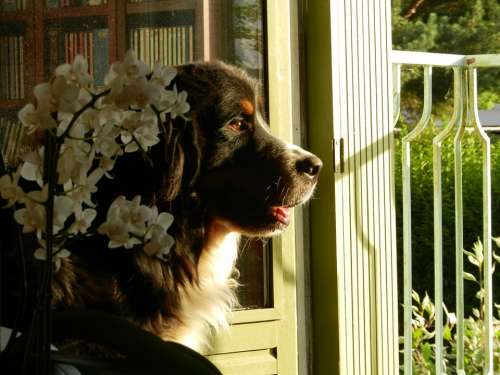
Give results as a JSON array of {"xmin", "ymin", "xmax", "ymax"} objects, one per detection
[{"xmin": 0, "ymin": 0, "xmax": 271, "ymax": 309}]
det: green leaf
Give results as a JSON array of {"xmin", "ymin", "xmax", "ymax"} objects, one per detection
[
  {"xmin": 422, "ymin": 342, "xmax": 433, "ymax": 364},
  {"xmin": 443, "ymin": 325, "xmax": 452, "ymax": 341},
  {"xmin": 463, "ymin": 249, "xmax": 475, "ymax": 258},
  {"xmin": 475, "ymin": 289, "xmax": 485, "ymax": 300},
  {"xmin": 493, "ymin": 236, "xmax": 500, "ymax": 248},
  {"xmin": 412, "ymin": 290, "xmax": 421, "ymax": 304},
  {"xmin": 467, "ymin": 255, "xmax": 480, "ymax": 267},
  {"xmin": 463, "ymin": 272, "xmax": 477, "ymax": 282},
  {"xmin": 472, "ymin": 241, "xmax": 484, "ymax": 265}
]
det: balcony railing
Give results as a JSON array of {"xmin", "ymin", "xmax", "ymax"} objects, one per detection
[{"xmin": 392, "ymin": 50, "xmax": 499, "ymax": 375}]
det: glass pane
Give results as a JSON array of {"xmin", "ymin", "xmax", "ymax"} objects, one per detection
[{"xmin": 0, "ymin": 0, "xmax": 271, "ymax": 309}]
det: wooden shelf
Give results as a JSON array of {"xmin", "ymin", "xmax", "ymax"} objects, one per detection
[
  {"xmin": 0, "ymin": 0, "xmax": 206, "ymax": 121},
  {"xmin": 0, "ymin": 11, "xmax": 31, "ymax": 22},
  {"xmin": 45, "ymin": 4, "xmax": 109, "ymax": 19},
  {"xmin": 0, "ymin": 100, "xmax": 26, "ymax": 110},
  {"xmin": 126, "ymin": 0, "xmax": 196, "ymax": 14}
]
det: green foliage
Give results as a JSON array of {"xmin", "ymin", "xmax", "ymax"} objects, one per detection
[
  {"xmin": 394, "ymin": 123, "xmax": 500, "ymax": 312},
  {"xmin": 407, "ymin": 239, "xmax": 500, "ymax": 373},
  {"xmin": 392, "ymin": 0, "xmax": 500, "ymax": 114}
]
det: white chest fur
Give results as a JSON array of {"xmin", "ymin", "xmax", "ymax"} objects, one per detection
[{"xmin": 168, "ymin": 227, "xmax": 240, "ymax": 352}]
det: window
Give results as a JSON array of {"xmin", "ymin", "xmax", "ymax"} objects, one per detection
[{"xmin": 0, "ymin": 1, "xmax": 302, "ymax": 373}]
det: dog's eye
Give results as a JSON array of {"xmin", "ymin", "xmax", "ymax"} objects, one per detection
[{"xmin": 228, "ymin": 119, "xmax": 249, "ymax": 133}]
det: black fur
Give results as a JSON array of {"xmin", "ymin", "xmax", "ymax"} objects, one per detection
[{"xmin": 1, "ymin": 61, "xmax": 322, "ymax": 350}]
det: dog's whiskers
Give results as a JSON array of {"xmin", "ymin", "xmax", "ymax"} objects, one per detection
[{"xmin": 239, "ymin": 237, "xmax": 252, "ymax": 256}]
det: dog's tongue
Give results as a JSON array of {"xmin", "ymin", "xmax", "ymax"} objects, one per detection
[{"xmin": 272, "ymin": 206, "xmax": 290, "ymax": 225}]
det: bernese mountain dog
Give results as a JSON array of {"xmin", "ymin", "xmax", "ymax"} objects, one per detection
[{"xmin": 1, "ymin": 61, "xmax": 322, "ymax": 354}]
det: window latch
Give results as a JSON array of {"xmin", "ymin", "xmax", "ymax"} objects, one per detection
[{"xmin": 333, "ymin": 137, "xmax": 345, "ymax": 174}]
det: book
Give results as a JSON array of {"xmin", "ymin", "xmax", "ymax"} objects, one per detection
[
  {"xmin": 92, "ymin": 28, "xmax": 108, "ymax": 85},
  {"xmin": 1, "ymin": 0, "xmax": 18, "ymax": 11},
  {"xmin": 0, "ymin": 34, "xmax": 24, "ymax": 100},
  {"xmin": 0, "ymin": 115, "xmax": 25, "ymax": 167},
  {"xmin": 46, "ymin": 0, "xmax": 60, "ymax": 8}
]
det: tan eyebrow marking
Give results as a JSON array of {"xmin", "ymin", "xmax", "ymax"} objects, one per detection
[{"xmin": 240, "ymin": 99, "xmax": 255, "ymax": 115}]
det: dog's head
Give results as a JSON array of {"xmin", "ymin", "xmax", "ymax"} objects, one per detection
[{"xmin": 165, "ymin": 61, "xmax": 322, "ymax": 237}]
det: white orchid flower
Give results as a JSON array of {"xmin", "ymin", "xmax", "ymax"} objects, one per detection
[
  {"xmin": 0, "ymin": 168, "xmax": 24, "ymax": 207},
  {"xmin": 125, "ymin": 120, "xmax": 160, "ymax": 153},
  {"xmin": 14, "ymin": 200, "xmax": 45, "ymax": 235},
  {"xmin": 14, "ymin": 185, "xmax": 73, "ymax": 236},
  {"xmin": 34, "ymin": 239, "xmax": 71, "ymax": 271},
  {"xmin": 144, "ymin": 211, "xmax": 174, "ymax": 259},
  {"xmin": 103, "ymin": 50, "xmax": 149, "ymax": 105},
  {"xmin": 114, "ymin": 77, "xmax": 161, "ymax": 109},
  {"xmin": 121, "ymin": 50, "xmax": 149, "ymax": 82},
  {"xmin": 53, "ymin": 195, "xmax": 74, "ymax": 234},
  {"xmin": 55, "ymin": 54, "xmax": 92, "ymax": 88},
  {"xmin": 18, "ymin": 103, "xmax": 57, "ymax": 133},
  {"xmin": 98, "ymin": 196, "xmax": 140, "ymax": 249},
  {"xmin": 67, "ymin": 168, "xmax": 104, "ymax": 208},
  {"xmin": 48, "ymin": 76, "xmax": 81, "ymax": 114},
  {"xmin": 57, "ymin": 143, "xmax": 93, "ymax": 185},
  {"xmin": 151, "ymin": 63, "xmax": 177, "ymax": 88},
  {"xmin": 20, "ymin": 147, "xmax": 45, "ymax": 187},
  {"xmin": 143, "ymin": 226, "xmax": 174, "ymax": 260},
  {"xmin": 124, "ymin": 196, "xmax": 154, "ymax": 235},
  {"xmin": 161, "ymin": 85, "xmax": 190, "ymax": 119},
  {"xmin": 120, "ymin": 111, "xmax": 160, "ymax": 153},
  {"xmin": 68, "ymin": 204, "xmax": 97, "ymax": 235},
  {"xmin": 12, "ymin": 54, "xmax": 183, "ymax": 263},
  {"xmin": 94, "ymin": 120, "xmax": 122, "ymax": 158}
]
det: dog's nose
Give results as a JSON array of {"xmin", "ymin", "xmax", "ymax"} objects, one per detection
[{"xmin": 296, "ymin": 155, "xmax": 323, "ymax": 178}]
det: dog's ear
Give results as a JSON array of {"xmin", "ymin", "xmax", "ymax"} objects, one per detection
[
  {"xmin": 159, "ymin": 115, "xmax": 201, "ymax": 202},
  {"xmin": 173, "ymin": 64, "xmax": 218, "ymax": 112}
]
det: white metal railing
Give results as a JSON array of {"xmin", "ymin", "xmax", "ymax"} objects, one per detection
[{"xmin": 392, "ymin": 50, "xmax": 497, "ymax": 375}]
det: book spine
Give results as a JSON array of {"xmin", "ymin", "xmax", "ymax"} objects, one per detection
[
  {"xmin": 0, "ymin": 37, "xmax": 5, "ymax": 99},
  {"xmin": 92, "ymin": 28, "xmax": 108, "ymax": 85},
  {"xmin": 64, "ymin": 32, "xmax": 69, "ymax": 63},
  {"xmin": 158, "ymin": 27, "xmax": 164, "ymax": 67},
  {"xmin": 188, "ymin": 25, "xmax": 193, "ymax": 62},
  {"xmin": 88, "ymin": 31, "xmax": 93, "ymax": 82},
  {"xmin": 167, "ymin": 27, "xmax": 172, "ymax": 66},
  {"xmin": 2, "ymin": 0, "xmax": 17, "ymax": 11},
  {"xmin": 4, "ymin": 120, "xmax": 17, "ymax": 165},
  {"xmin": 178, "ymin": 27, "xmax": 182, "ymax": 65},
  {"xmin": 46, "ymin": 0, "xmax": 60, "ymax": 8},
  {"xmin": 8, "ymin": 35, "xmax": 14, "ymax": 99},
  {"xmin": 71, "ymin": 32, "xmax": 77, "ymax": 61},
  {"xmin": 47, "ymin": 29, "xmax": 59, "ymax": 78},
  {"xmin": 1, "ymin": 118, "xmax": 13, "ymax": 161},
  {"xmin": 144, "ymin": 27, "xmax": 150, "ymax": 68},
  {"xmin": 13, "ymin": 34, "xmax": 18, "ymax": 99},
  {"xmin": 138, "ymin": 28, "xmax": 144, "ymax": 63},
  {"xmin": 19, "ymin": 34, "xmax": 24, "ymax": 98},
  {"xmin": 131, "ymin": 28, "xmax": 137, "ymax": 60},
  {"xmin": 181, "ymin": 26, "xmax": 186, "ymax": 64}
]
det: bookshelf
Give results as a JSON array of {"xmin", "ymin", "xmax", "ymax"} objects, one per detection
[
  {"xmin": 0, "ymin": 0, "xmax": 233, "ymax": 165},
  {"xmin": 1, "ymin": 1, "xmax": 275, "ymax": 370},
  {"xmin": 0, "ymin": 0, "xmax": 268, "ymax": 307}
]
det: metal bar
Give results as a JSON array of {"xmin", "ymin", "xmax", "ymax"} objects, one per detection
[
  {"xmin": 392, "ymin": 50, "xmax": 465, "ymax": 67},
  {"xmin": 392, "ymin": 50, "xmax": 500, "ymax": 68},
  {"xmin": 453, "ymin": 69, "xmax": 467, "ymax": 375},
  {"xmin": 392, "ymin": 64, "xmax": 401, "ymax": 127},
  {"xmin": 432, "ymin": 67, "xmax": 463, "ymax": 375},
  {"xmin": 402, "ymin": 65, "xmax": 433, "ymax": 375},
  {"xmin": 465, "ymin": 54, "xmax": 500, "ymax": 67},
  {"xmin": 466, "ymin": 68, "xmax": 494, "ymax": 375},
  {"xmin": 393, "ymin": 51, "xmax": 499, "ymax": 375}
]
